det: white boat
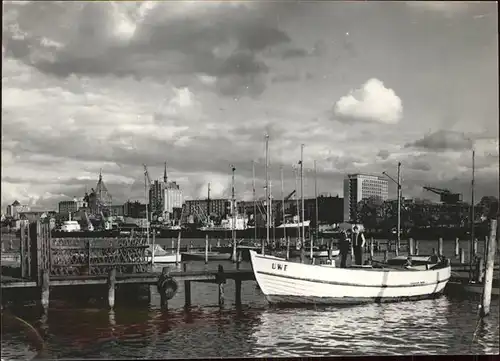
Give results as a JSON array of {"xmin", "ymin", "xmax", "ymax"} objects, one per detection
[
  {"xmin": 249, "ymin": 250, "xmax": 451, "ymax": 305},
  {"xmin": 145, "ymin": 244, "xmax": 179, "ymax": 264},
  {"xmin": 60, "ymin": 220, "xmax": 81, "ymax": 232},
  {"xmin": 277, "ymin": 220, "xmax": 311, "ymax": 228}
]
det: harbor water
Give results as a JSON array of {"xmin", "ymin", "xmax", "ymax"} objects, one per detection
[{"xmin": 1, "ymin": 239, "xmax": 499, "ymax": 358}]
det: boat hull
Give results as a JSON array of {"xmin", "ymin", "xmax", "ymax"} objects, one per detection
[
  {"xmin": 181, "ymin": 252, "xmax": 231, "ymax": 261},
  {"xmin": 146, "ymin": 254, "xmax": 179, "ymax": 264},
  {"xmin": 250, "ymin": 251, "xmax": 451, "ymax": 305}
]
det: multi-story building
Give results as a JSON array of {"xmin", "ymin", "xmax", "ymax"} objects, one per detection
[
  {"xmin": 109, "ymin": 204, "xmax": 124, "ymax": 217},
  {"xmin": 58, "ymin": 197, "xmax": 87, "ymax": 215},
  {"xmin": 6, "ymin": 200, "xmax": 31, "ymax": 220},
  {"xmin": 343, "ymin": 174, "xmax": 389, "ymax": 222},
  {"xmin": 164, "ymin": 181, "xmax": 183, "ymax": 220},
  {"xmin": 183, "ymin": 198, "xmax": 230, "ymax": 224},
  {"xmin": 123, "ymin": 201, "xmax": 146, "ymax": 219}
]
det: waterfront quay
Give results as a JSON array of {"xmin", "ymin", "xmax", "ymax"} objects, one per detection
[{"xmin": 2, "ymin": 220, "xmax": 498, "ymax": 312}]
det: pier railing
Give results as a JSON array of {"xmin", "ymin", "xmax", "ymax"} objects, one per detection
[{"xmin": 17, "ymin": 221, "xmax": 150, "ymax": 282}]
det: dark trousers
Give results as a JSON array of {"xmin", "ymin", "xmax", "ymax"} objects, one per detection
[
  {"xmin": 353, "ymin": 245, "xmax": 363, "ymax": 265},
  {"xmin": 340, "ymin": 251, "xmax": 349, "ymax": 268}
]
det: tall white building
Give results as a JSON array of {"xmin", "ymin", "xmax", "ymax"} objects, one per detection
[
  {"xmin": 164, "ymin": 181, "xmax": 183, "ymax": 217},
  {"xmin": 343, "ymin": 174, "xmax": 389, "ymax": 222}
]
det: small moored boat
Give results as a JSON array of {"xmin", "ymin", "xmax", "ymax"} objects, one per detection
[{"xmin": 249, "ymin": 250, "xmax": 451, "ymax": 305}]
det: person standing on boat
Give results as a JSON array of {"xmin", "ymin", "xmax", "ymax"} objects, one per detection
[
  {"xmin": 352, "ymin": 225, "xmax": 366, "ymax": 265},
  {"xmin": 339, "ymin": 229, "xmax": 351, "ymax": 268}
]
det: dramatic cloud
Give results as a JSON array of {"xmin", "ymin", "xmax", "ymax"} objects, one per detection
[
  {"xmin": 333, "ymin": 79, "xmax": 403, "ymax": 124},
  {"xmin": 405, "ymin": 130, "xmax": 474, "ymax": 152},
  {"xmin": 1, "ymin": 1, "xmax": 498, "ymax": 211}
]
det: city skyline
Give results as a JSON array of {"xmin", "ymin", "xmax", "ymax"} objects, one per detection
[{"xmin": 2, "ymin": 1, "xmax": 498, "ymax": 211}]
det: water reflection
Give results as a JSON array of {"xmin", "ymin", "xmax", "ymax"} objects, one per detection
[{"xmin": 251, "ymin": 297, "xmax": 484, "ymax": 356}]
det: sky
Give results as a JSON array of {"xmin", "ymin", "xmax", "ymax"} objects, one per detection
[{"xmin": 2, "ymin": 0, "xmax": 499, "ymax": 211}]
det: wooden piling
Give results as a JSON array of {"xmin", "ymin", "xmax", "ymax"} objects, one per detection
[
  {"xmin": 286, "ymin": 236, "xmax": 290, "ymax": 260},
  {"xmin": 369, "ymin": 237, "xmax": 374, "ymax": 259},
  {"xmin": 321, "ymin": 237, "xmax": 324, "ymax": 246},
  {"xmin": 20, "ymin": 224, "xmax": 25, "ymax": 278},
  {"xmin": 432, "ymin": 247, "xmax": 436, "ymax": 256},
  {"xmin": 176, "ymin": 232, "xmax": 181, "ymax": 265},
  {"xmin": 9, "ymin": 239, "xmax": 13, "ymax": 251},
  {"xmin": 183, "ymin": 263, "xmax": 187, "ymax": 272},
  {"xmin": 383, "ymin": 250, "xmax": 388, "ymax": 263},
  {"xmin": 157, "ymin": 267, "xmax": 170, "ymax": 308},
  {"xmin": 41, "ymin": 269, "xmax": 50, "ymax": 312},
  {"xmin": 310, "ymin": 236, "xmax": 314, "ymax": 260},
  {"xmin": 408, "ymin": 238, "xmax": 414, "ymax": 256},
  {"xmin": 218, "ymin": 282, "xmax": 225, "ymax": 307},
  {"xmin": 455, "ymin": 237, "xmax": 460, "ymax": 257},
  {"xmin": 438, "ymin": 238, "xmax": 443, "ymax": 256},
  {"xmin": 473, "ymin": 238, "xmax": 478, "ymax": 258},
  {"xmin": 475, "ymin": 257, "xmax": 484, "ymax": 283},
  {"xmin": 395, "ymin": 241, "xmax": 399, "ymax": 257},
  {"xmin": 107, "ymin": 268, "xmax": 116, "ymax": 309},
  {"xmin": 235, "ymin": 280, "xmax": 242, "ymax": 306},
  {"xmin": 415, "ymin": 239, "xmax": 419, "ymax": 255},
  {"xmin": 171, "ymin": 238, "xmax": 175, "ymax": 252},
  {"xmin": 481, "ymin": 219, "xmax": 497, "ymax": 317},
  {"xmin": 459, "ymin": 248, "xmax": 465, "ymax": 264},
  {"xmin": 184, "ymin": 281, "xmax": 191, "ymax": 307},
  {"xmin": 205, "ymin": 234, "xmax": 209, "ymax": 264}
]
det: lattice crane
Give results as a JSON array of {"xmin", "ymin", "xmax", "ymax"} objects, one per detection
[{"xmin": 423, "ymin": 186, "xmax": 462, "ymax": 204}]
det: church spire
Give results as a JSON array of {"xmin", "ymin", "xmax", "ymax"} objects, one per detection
[{"xmin": 163, "ymin": 162, "xmax": 168, "ymax": 184}]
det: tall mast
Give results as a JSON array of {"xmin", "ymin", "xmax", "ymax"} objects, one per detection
[
  {"xmin": 294, "ymin": 165, "xmax": 300, "ymax": 244},
  {"xmin": 264, "ymin": 134, "xmax": 270, "ymax": 255},
  {"xmin": 281, "ymin": 166, "xmax": 286, "ymax": 244},
  {"xmin": 314, "ymin": 160, "xmax": 319, "ymax": 239},
  {"xmin": 207, "ymin": 182, "xmax": 211, "ymax": 226},
  {"xmin": 300, "ymin": 144, "xmax": 305, "ymax": 247},
  {"xmin": 470, "ymin": 149, "xmax": 475, "ymax": 272},
  {"xmin": 144, "ymin": 169, "xmax": 149, "ymax": 245},
  {"xmin": 397, "ymin": 162, "xmax": 401, "ymax": 249},
  {"xmin": 231, "ymin": 165, "xmax": 237, "ymax": 262},
  {"xmin": 252, "ymin": 161, "xmax": 257, "ymax": 243}
]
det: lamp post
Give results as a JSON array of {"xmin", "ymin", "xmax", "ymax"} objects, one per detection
[{"xmin": 383, "ymin": 162, "xmax": 402, "ymax": 249}]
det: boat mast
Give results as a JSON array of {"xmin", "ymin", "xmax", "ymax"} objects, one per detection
[
  {"xmin": 314, "ymin": 160, "xmax": 319, "ymax": 240},
  {"xmin": 231, "ymin": 165, "xmax": 237, "ymax": 262},
  {"xmin": 397, "ymin": 162, "xmax": 401, "ymax": 250},
  {"xmin": 207, "ymin": 182, "xmax": 211, "ymax": 227},
  {"xmin": 281, "ymin": 166, "xmax": 286, "ymax": 245},
  {"xmin": 470, "ymin": 149, "xmax": 475, "ymax": 274},
  {"xmin": 144, "ymin": 168, "xmax": 149, "ymax": 245},
  {"xmin": 264, "ymin": 134, "xmax": 269, "ymax": 255},
  {"xmin": 252, "ymin": 161, "xmax": 257, "ymax": 243},
  {"xmin": 300, "ymin": 144, "xmax": 305, "ymax": 248},
  {"xmin": 294, "ymin": 165, "xmax": 300, "ymax": 245}
]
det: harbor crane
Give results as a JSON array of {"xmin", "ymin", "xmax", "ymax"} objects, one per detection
[{"xmin": 423, "ymin": 186, "xmax": 462, "ymax": 204}]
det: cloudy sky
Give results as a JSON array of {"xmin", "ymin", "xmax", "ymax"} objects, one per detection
[{"xmin": 2, "ymin": 1, "xmax": 498, "ymax": 211}]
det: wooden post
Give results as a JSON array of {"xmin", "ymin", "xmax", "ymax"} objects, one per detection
[
  {"xmin": 383, "ymin": 250, "xmax": 388, "ymax": 263},
  {"xmin": 87, "ymin": 239, "xmax": 91, "ymax": 274},
  {"xmin": 286, "ymin": 236, "xmax": 290, "ymax": 260},
  {"xmin": 459, "ymin": 248, "xmax": 465, "ymax": 264},
  {"xmin": 415, "ymin": 239, "xmax": 419, "ymax": 255},
  {"xmin": 236, "ymin": 250, "xmax": 241, "ymax": 270},
  {"xmin": 107, "ymin": 268, "xmax": 116, "ymax": 309},
  {"xmin": 438, "ymin": 238, "xmax": 443, "ymax": 256},
  {"xmin": 481, "ymin": 219, "xmax": 497, "ymax": 317},
  {"xmin": 218, "ymin": 283, "xmax": 225, "ymax": 307},
  {"xmin": 157, "ymin": 267, "xmax": 170, "ymax": 308},
  {"xmin": 369, "ymin": 237, "xmax": 374, "ymax": 259},
  {"xmin": 455, "ymin": 237, "xmax": 460, "ymax": 257},
  {"xmin": 184, "ymin": 281, "xmax": 191, "ymax": 308},
  {"xmin": 394, "ymin": 240, "xmax": 399, "ymax": 257},
  {"xmin": 321, "ymin": 237, "xmax": 324, "ymax": 246},
  {"xmin": 176, "ymin": 232, "xmax": 181, "ymax": 265},
  {"xmin": 475, "ymin": 257, "xmax": 484, "ymax": 283},
  {"xmin": 205, "ymin": 234, "xmax": 209, "ymax": 264},
  {"xmin": 432, "ymin": 247, "xmax": 436, "ymax": 256},
  {"xmin": 20, "ymin": 224, "xmax": 25, "ymax": 278},
  {"xmin": 183, "ymin": 262, "xmax": 187, "ymax": 272},
  {"xmin": 473, "ymin": 238, "xmax": 478, "ymax": 258},
  {"xmin": 9, "ymin": 239, "xmax": 13, "ymax": 251},
  {"xmin": 41, "ymin": 269, "xmax": 50, "ymax": 312},
  {"xmin": 408, "ymin": 238, "xmax": 414, "ymax": 256},
  {"xmin": 171, "ymin": 237, "xmax": 174, "ymax": 253},
  {"xmin": 151, "ymin": 230, "xmax": 156, "ymax": 265},
  {"xmin": 375, "ymin": 240, "xmax": 380, "ymax": 252},
  {"xmin": 235, "ymin": 279, "xmax": 242, "ymax": 306},
  {"xmin": 328, "ymin": 239, "xmax": 333, "ymax": 261}
]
